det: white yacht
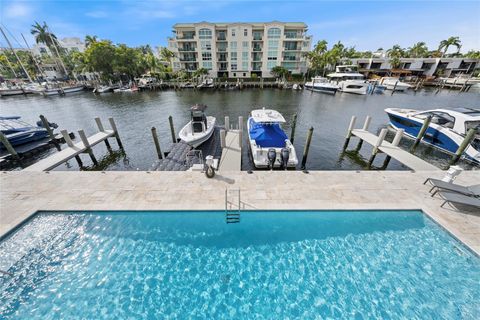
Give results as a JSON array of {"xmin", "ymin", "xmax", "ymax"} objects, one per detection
[
  {"xmin": 440, "ymin": 74, "xmax": 480, "ymax": 85},
  {"xmin": 304, "ymin": 76, "xmax": 338, "ymax": 94},
  {"xmin": 381, "ymin": 77, "xmax": 412, "ymax": 91},
  {"xmin": 179, "ymin": 104, "xmax": 216, "ymax": 148},
  {"xmin": 247, "ymin": 108, "xmax": 298, "ymax": 169},
  {"xmin": 327, "ymin": 65, "xmax": 369, "ymax": 95},
  {"xmin": 385, "ymin": 107, "xmax": 480, "ymax": 164}
]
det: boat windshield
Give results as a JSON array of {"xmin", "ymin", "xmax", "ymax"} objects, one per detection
[{"xmin": 465, "ymin": 121, "xmax": 480, "ymax": 133}]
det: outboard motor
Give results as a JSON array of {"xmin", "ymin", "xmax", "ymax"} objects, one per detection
[
  {"xmin": 280, "ymin": 147, "xmax": 290, "ymax": 170},
  {"xmin": 267, "ymin": 148, "xmax": 277, "ymax": 170}
]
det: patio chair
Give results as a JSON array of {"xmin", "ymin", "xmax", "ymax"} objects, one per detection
[
  {"xmin": 438, "ymin": 191, "xmax": 480, "ymax": 209},
  {"xmin": 423, "ymin": 178, "xmax": 480, "ymax": 197}
]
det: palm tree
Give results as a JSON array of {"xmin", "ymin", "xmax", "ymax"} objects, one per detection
[
  {"xmin": 387, "ymin": 45, "xmax": 405, "ymax": 69},
  {"xmin": 408, "ymin": 42, "xmax": 429, "ymax": 58},
  {"xmin": 31, "ymin": 21, "xmax": 59, "ymax": 49},
  {"xmin": 85, "ymin": 35, "xmax": 98, "ymax": 48},
  {"xmin": 438, "ymin": 36, "xmax": 461, "ymax": 57}
]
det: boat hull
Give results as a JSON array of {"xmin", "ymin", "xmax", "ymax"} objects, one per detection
[
  {"xmin": 338, "ymin": 81, "xmax": 368, "ymax": 95},
  {"xmin": 179, "ymin": 116, "xmax": 216, "ymax": 148},
  {"xmin": 0, "ymin": 89, "xmax": 25, "ymax": 97}
]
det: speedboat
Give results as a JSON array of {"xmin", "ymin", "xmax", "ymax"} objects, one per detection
[
  {"xmin": 304, "ymin": 76, "xmax": 338, "ymax": 94},
  {"xmin": 0, "ymin": 116, "xmax": 54, "ymax": 148},
  {"xmin": 114, "ymin": 85, "xmax": 138, "ymax": 93},
  {"xmin": 381, "ymin": 77, "xmax": 412, "ymax": 91},
  {"xmin": 179, "ymin": 104, "xmax": 216, "ymax": 147},
  {"xmin": 61, "ymin": 84, "xmax": 85, "ymax": 94},
  {"xmin": 327, "ymin": 65, "xmax": 369, "ymax": 95},
  {"xmin": 385, "ymin": 107, "xmax": 480, "ymax": 164},
  {"xmin": 93, "ymin": 85, "xmax": 114, "ymax": 93},
  {"xmin": 247, "ymin": 108, "xmax": 298, "ymax": 169}
]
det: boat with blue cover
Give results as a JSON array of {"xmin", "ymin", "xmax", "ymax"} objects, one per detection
[
  {"xmin": 385, "ymin": 107, "xmax": 480, "ymax": 164},
  {"xmin": 0, "ymin": 116, "xmax": 56, "ymax": 148},
  {"xmin": 247, "ymin": 108, "xmax": 298, "ymax": 169}
]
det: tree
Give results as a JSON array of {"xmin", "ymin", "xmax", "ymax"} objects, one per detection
[
  {"xmin": 438, "ymin": 36, "xmax": 461, "ymax": 57},
  {"xmin": 85, "ymin": 35, "xmax": 98, "ymax": 48},
  {"xmin": 160, "ymin": 47, "xmax": 175, "ymax": 68},
  {"xmin": 306, "ymin": 40, "xmax": 328, "ymax": 76},
  {"xmin": 193, "ymin": 67, "xmax": 209, "ymax": 78},
  {"xmin": 408, "ymin": 42, "xmax": 429, "ymax": 58},
  {"xmin": 465, "ymin": 50, "xmax": 480, "ymax": 59},
  {"xmin": 83, "ymin": 40, "xmax": 116, "ymax": 80},
  {"xmin": 31, "ymin": 21, "xmax": 60, "ymax": 49},
  {"xmin": 113, "ymin": 44, "xmax": 144, "ymax": 79},
  {"xmin": 270, "ymin": 66, "xmax": 289, "ymax": 79},
  {"xmin": 387, "ymin": 45, "xmax": 406, "ymax": 69}
]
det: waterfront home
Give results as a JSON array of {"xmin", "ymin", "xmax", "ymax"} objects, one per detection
[{"xmin": 167, "ymin": 21, "xmax": 312, "ymax": 78}]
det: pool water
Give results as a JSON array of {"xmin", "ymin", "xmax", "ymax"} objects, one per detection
[{"xmin": 1, "ymin": 210, "xmax": 479, "ymax": 319}]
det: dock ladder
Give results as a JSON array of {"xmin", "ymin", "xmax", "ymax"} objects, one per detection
[{"xmin": 225, "ymin": 188, "xmax": 241, "ymax": 224}]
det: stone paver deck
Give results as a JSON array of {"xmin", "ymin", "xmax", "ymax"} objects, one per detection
[{"xmin": 1, "ymin": 170, "xmax": 479, "ymax": 254}]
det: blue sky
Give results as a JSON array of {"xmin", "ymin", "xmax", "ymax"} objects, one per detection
[{"xmin": 1, "ymin": 0, "xmax": 479, "ymax": 53}]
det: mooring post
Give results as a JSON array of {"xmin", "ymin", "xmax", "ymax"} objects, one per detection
[
  {"xmin": 95, "ymin": 117, "xmax": 112, "ymax": 151},
  {"xmin": 0, "ymin": 131, "xmax": 20, "ymax": 160},
  {"xmin": 39, "ymin": 115, "xmax": 56, "ymax": 141},
  {"xmin": 168, "ymin": 115, "xmax": 176, "ymax": 144},
  {"xmin": 449, "ymin": 128, "xmax": 476, "ymax": 165},
  {"xmin": 108, "ymin": 117, "xmax": 124, "ymax": 149},
  {"xmin": 238, "ymin": 116, "xmax": 243, "ymax": 132},
  {"xmin": 370, "ymin": 82, "xmax": 377, "ymax": 95},
  {"xmin": 368, "ymin": 128, "xmax": 388, "ymax": 168},
  {"xmin": 343, "ymin": 116, "xmax": 356, "ymax": 150},
  {"xmin": 225, "ymin": 116, "xmax": 230, "ymax": 132},
  {"xmin": 355, "ymin": 116, "xmax": 371, "ymax": 151},
  {"xmin": 151, "ymin": 127, "xmax": 163, "ymax": 159},
  {"xmin": 61, "ymin": 129, "xmax": 83, "ymax": 167},
  {"xmin": 410, "ymin": 115, "xmax": 432, "ymax": 153},
  {"xmin": 238, "ymin": 116, "xmax": 243, "ymax": 147},
  {"xmin": 78, "ymin": 129, "xmax": 98, "ymax": 166},
  {"xmin": 301, "ymin": 127, "xmax": 314, "ymax": 170},
  {"xmin": 382, "ymin": 129, "xmax": 405, "ymax": 169},
  {"xmin": 391, "ymin": 80, "xmax": 398, "ymax": 95},
  {"xmin": 290, "ymin": 113, "xmax": 298, "ymax": 143},
  {"xmin": 220, "ymin": 129, "xmax": 226, "ymax": 148}
]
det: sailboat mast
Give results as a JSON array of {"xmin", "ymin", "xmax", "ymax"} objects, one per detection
[
  {"xmin": 0, "ymin": 26, "xmax": 33, "ymax": 82},
  {"xmin": 21, "ymin": 33, "xmax": 46, "ymax": 80},
  {"xmin": 1, "ymin": 49, "xmax": 18, "ymax": 77},
  {"xmin": 46, "ymin": 26, "xmax": 69, "ymax": 77}
]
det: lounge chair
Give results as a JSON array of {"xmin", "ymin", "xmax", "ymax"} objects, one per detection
[
  {"xmin": 423, "ymin": 178, "xmax": 480, "ymax": 197},
  {"xmin": 438, "ymin": 191, "xmax": 480, "ymax": 209}
]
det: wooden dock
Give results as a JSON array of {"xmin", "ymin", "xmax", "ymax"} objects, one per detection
[
  {"xmin": 218, "ymin": 130, "xmax": 242, "ymax": 171},
  {"xmin": 351, "ymin": 129, "xmax": 439, "ymax": 171}
]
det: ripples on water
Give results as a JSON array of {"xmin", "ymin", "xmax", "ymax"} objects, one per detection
[
  {"xmin": 1, "ymin": 88, "xmax": 478, "ymax": 170},
  {"xmin": 0, "ymin": 211, "xmax": 479, "ymax": 319}
]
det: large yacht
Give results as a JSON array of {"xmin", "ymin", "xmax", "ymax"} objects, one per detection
[
  {"xmin": 327, "ymin": 65, "xmax": 369, "ymax": 95},
  {"xmin": 304, "ymin": 76, "xmax": 339, "ymax": 94},
  {"xmin": 385, "ymin": 107, "xmax": 480, "ymax": 164}
]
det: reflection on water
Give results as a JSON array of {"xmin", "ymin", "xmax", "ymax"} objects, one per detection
[{"xmin": 1, "ymin": 88, "xmax": 478, "ymax": 171}]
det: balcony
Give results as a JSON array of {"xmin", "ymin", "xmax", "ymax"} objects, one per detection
[
  {"xmin": 178, "ymin": 47, "xmax": 196, "ymax": 52},
  {"xmin": 180, "ymin": 58, "xmax": 197, "ymax": 62},
  {"xmin": 253, "ymin": 46, "xmax": 262, "ymax": 52},
  {"xmin": 253, "ymin": 36, "xmax": 262, "ymax": 41},
  {"xmin": 252, "ymin": 54, "xmax": 262, "ymax": 61},
  {"xmin": 218, "ymin": 47, "xmax": 227, "ymax": 52}
]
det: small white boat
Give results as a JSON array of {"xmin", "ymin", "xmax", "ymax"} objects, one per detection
[
  {"xmin": 179, "ymin": 104, "xmax": 216, "ymax": 148},
  {"xmin": 93, "ymin": 85, "xmax": 114, "ymax": 93},
  {"xmin": 381, "ymin": 77, "xmax": 412, "ymax": 91},
  {"xmin": 197, "ymin": 78, "xmax": 214, "ymax": 89},
  {"xmin": 304, "ymin": 76, "xmax": 338, "ymax": 94},
  {"xmin": 61, "ymin": 85, "xmax": 84, "ymax": 94},
  {"xmin": 113, "ymin": 85, "xmax": 139, "ymax": 93},
  {"xmin": 440, "ymin": 75, "xmax": 480, "ymax": 86},
  {"xmin": 41, "ymin": 84, "xmax": 85, "ymax": 96},
  {"xmin": 0, "ymin": 87, "xmax": 25, "ymax": 97},
  {"xmin": 327, "ymin": 65, "xmax": 369, "ymax": 95},
  {"xmin": 247, "ymin": 108, "xmax": 298, "ymax": 169}
]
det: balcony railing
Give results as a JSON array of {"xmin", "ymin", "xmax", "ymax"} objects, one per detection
[
  {"xmin": 180, "ymin": 58, "xmax": 197, "ymax": 62},
  {"xmin": 178, "ymin": 47, "xmax": 196, "ymax": 52},
  {"xmin": 218, "ymin": 47, "xmax": 227, "ymax": 52},
  {"xmin": 253, "ymin": 47, "xmax": 262, "ymax": 52},
  {"xmin": 217, "ymin": 36, "xmax": 227, "ymax": 41},
  {"xmin": 253, "ymin": 36, "xmax": 262, "ymax": 41}
]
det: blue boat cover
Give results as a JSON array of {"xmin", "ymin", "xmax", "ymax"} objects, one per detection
[{"xmin": 249, "ymin": 118, "xmax": 287, "ymax": 148}]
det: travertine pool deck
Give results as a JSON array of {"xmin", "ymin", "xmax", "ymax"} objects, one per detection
[{"xmin": 1, "ymin": 170, "xmax": 479, "ymax": 254}]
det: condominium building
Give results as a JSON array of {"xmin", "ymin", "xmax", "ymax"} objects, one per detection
[
  {"xmin": 167, "ymin": 21, "xmax": 312, "ymax": 78},
  {"xmin": 32, "ymin": 37, "xmax": 85, "ymax": 56}
]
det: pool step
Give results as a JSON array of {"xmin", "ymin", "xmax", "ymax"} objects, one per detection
[
  {"xmin": 226, "ymin": 213, "xmax": 240, "ymax": 223},
  {"xmin": 225, "ymin": 188, "xmax": 241, "ymax": 224}
]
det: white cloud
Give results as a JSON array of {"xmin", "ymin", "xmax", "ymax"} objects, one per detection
[
  {"xmin": 4, "ymin": 2, "xmax": 32, "ymax": 18},
  {"xmin": 86, "ymin": 11, "xmax": 108, "ymax": 18}
]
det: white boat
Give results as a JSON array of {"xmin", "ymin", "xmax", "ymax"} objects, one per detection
[
  {"xmin": 304, "ymin": 76, "xmax": 338, "ymax": 94},
  {"xmin": 247, "ymin": 108, "xmax": 298, "ymax": 169},
  {"xmin": 94, "ymin": 85, "xmax": 115, "ymax": 93},
  {"xmin": 327, "ymin": 65, "xmax": 369, "ymax": 95},
  {"xmin": 385, "ymin": 107, "xmax": 480, "ymax": 164},
  {"xmin": 440, "ymin": 74, "xmax": 480, "ymax": 86},
  {"xmin": 179, "ymin": 104, "xmax": 216, "ymax": 148},
  {"xmin": 113, "ymin": 85, "xmax": 139, "ymax": 93},
  {"xmin": 41, "ymin": 84, "xmax": 85, "ymax": 96},
  {"xmin": 381, "ymin": 77, "xmax": 412, "ymax": 91},
  {"xmin": 197, "ymin": 78, "xmax": 214, "ymax": 89},
  {"xmin": 0, "ymin": 87, "xmax": 25, "ymax": 97},
  {"xmin": 62, "ymin": 85, "xmax": 84, "ymax": 94}
]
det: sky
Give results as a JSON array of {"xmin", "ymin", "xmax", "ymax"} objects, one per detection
[{"xmin": 1, "ymin": 0, "xmax": 479, "ymax": 53}]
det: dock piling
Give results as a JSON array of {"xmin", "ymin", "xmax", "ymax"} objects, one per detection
[
  {"xmin": 368, "ymin": 128, "xmax": 388, "ymax": 168},
  {"xmin": 151, "ymin": 127, "xmax": 163, "ymax": 159},
  {"xmin": 238, "ymin": 116, "xmax": 243, "ymax": 147},
  {"xmin": 168, "ymin": 115, "xmax": 176, "ymax": 144},
  {"xmin": 391, "ymin": 81, "xmax": 398, "ymax": 95},
  {"xmin": 39, "ymin": 115, "xmax": 56, "ymax": 141},
  {"xmin": 301, "ymin": 127, "xmax": 314, "ymax": 170},
  {"xmin": 108, "ymin": 117, "xmax": 124, "ymax": 149},
  {"xmin": 0, "ymin": 131, "xmax": 20, "ymax": 160},
  {"xmin": 95, "ymin": 117, "xmax": 112, "ymax": 151},
  {"xmin": 225, "ymin": 116, "xmax": 230, "ymax": 131},
  {"xmin": 343, "ymin": 116, "xmax": 357, "ymax": 150},
  {"xmin": 410, "ymin": 115, "xmax": 432, "ymax": 153},
  {"xmin": 78, "ymin": 129, "xmax": 98, "ymax": 166},
  {"xmin": 449, "ymin": 128, "xmax": 476, "ymax": 165},
  {"xmin": 290, "ymin": 113, "xmax": 297, "ymax": 143},
  {"xmin": 61, "ymin": 129, "xmax": 83, "ymax": 167},
  {"xmin": 392, "ymin": 128, "xmax": 404, "ymax": 146},
  {"xmin": 355, "ymin": 116, "xmax": 371, "ymax": 151},
  {"xmin": 220, "ymin": 129, "xmax": 226, "ymax": 148}
]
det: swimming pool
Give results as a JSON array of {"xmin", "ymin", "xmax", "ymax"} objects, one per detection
[{"xmin": 1, "ymin": 210, "xmax": 479, "ymax": 319}]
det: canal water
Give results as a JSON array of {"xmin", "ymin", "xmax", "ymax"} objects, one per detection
[{"xmin": 1, "ymin": 88, "xmax": 478, "ymax": 171}]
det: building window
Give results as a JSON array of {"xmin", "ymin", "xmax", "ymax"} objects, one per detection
[
  {"xmin": 202, "ymin": 52, "xmax": 212, "ymax": 61},
  {"xmin": 231, "ymin": 52, "xmax": 237, "ymax": 61},
  {"xmin": 242, "ymin": 41, "xmax": 249, "ymax": 49},
  {"xmin": 268, "ymin": 40, "xmax": 279, "ymax": 49},
  {"xmin": 268, "ymin": 51, "xmax": 277, "ymax": 59},
  {"xmin": 231, "ymin": 28, "xmax": 236, "ymax": 36},
  {"xmin": 199, "ymin": 28, "xmax": 212, "ymax": 39},
  {"xmin": 267, "ymin": 28, "xmax": 281, "ymax": 39},
  {"xmin": 242, "ymin": 61, "xmax": 248, "ymax": 70},
  {"xmin": 230, "ymin": 41, "xmax": 237, "ymax": 50},
  {"xmin": 242, "ymin": 52, "xmax": 248, "ymax": 60},
  {"xmin": 231, "ymin": 64, "xmax": 237, "ymax": 70},
  {"xmin": 233, "ymin": 72, "xmax": 236, "ymax": 76},
  {"xmin": 244, "ymin": 29, "xmax": 248, "ymax": 36},
  {"xmin": 202, "ymin": 61, "xmax": 213, "ymax": 69},
  {"xmin": 267, "ymin": 60, "xmax": 278, "ymax": 69},
  {"xmin": 201, "ymin": 41, "xmax": 211, "ymax": 51}
]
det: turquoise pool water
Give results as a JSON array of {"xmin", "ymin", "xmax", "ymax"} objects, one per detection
[{"xmin": 1, "ymin": 210, "xmax": 479, "ymax": 319}]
